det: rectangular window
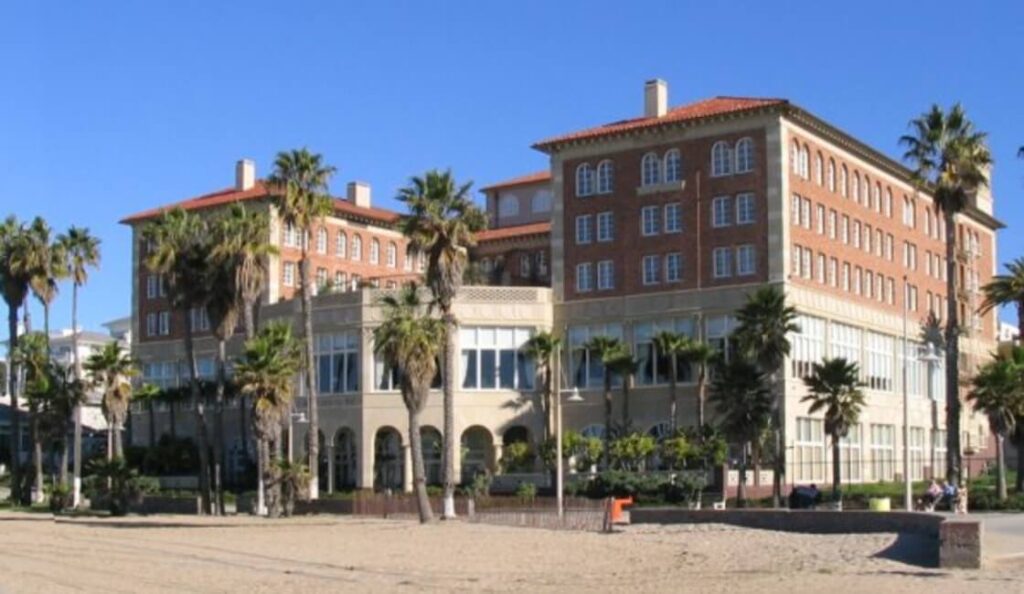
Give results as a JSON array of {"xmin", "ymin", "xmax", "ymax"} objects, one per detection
[
  {"xmin": 316, "ymin": 267, "xmax": 328, "ymax": 290},
  {"xmin": 801, "ymin": 198, "xmax": 811, "ymax": 229},
  {"xmin": 886, "ymin": 234, "xmax": 894, "ymax": 261},
  {"xmin": 852, "ymin": 220, "xmax": 861, "ymax": 249},
  {"xmin": 790, "ymin": 314, "xmax": 825, "ymax": 379},
  {"xmin": 854, "ymin": 266, "xmax": 862, "ymax": 296},
  {"xmin": 713, "ymin": 196, "xmax": 731, "ymax": 227},
  {"xmin": 641, "ymin": 206, "xmax": 660, "ymax": 236},
  {"xmin": 575, "ymin": 215, "xmax": 593, "ymax": 244},
  {"xmin": 283, "ymin": 262, "xmax": 295, "ymax": 287},
  {"xmin": 575, "ymin": 263, "xmax": 593, "ymax": 292},
  {"xmin": 864, "ymin": 224, "xmax": 872, "ymax": 253},
  {"xmin": 865, "ymin": 331, "xmax": 894, "ymax": 391},
  {"xmin": 792, "ymin": 245, "xmax": 801, "ymax": 278},
  {"xmin": 642, "ymin": 255, "xmax": 660, "ymax": 285},
  {"xmin": 146, "ymin": 275, "xmax": 158, "ymax": 299},
  {"xmin": 158, "ymin": 311, "xmax": 171, "ymax": 336},
  {"xmin": 189, "ymin": 307, "xmax": 210, "ymax": 332},
  {"xmin": 736, "ymin": 193, "xmax": 755, "ymax": 225},
  {"xmin": 634, "ymin": 318, "xmax": 696, "ymax": 386},
  {"xmin": 664, "ymin": 203, "xmax": 682, "ymax": 233},
  {"xmin": 597, "ymin": 260, "xmax": 614, "ymax": 290},
  {"xmin": 801, "ymin": 247, "xmax": 812, "ymax": 279},
  {"xmin": 665, "ymin": 253, "xmax": 682, "ymax": 282},
  {"xmin": 597, "ymin": 211, "xmax": 614, "ymax": 242},
  {"xmin": 842, "ymin": 262, "xmax": 850, "ymax": 292},
  {"xmin": 830, "ymin": 321, "xmax": 862, "ymax": 366},
  {"xmin": 816, "ymin": 253, "xmax": 825, "ymax": 284},
  {"xmin": 870, "ymin": 424, "xmax": 895, "ymax": 482},
  {"xmin": 828, "ymin": 209, "xmax": 837, "ymax": 239},
  {"xmin": 791, "ymin": 194, "xmax": 801, "ymax": 224},
  {"xmin": 736, "ymin": 245, "xmax": 756, "ymax": 276},
  {"xmin": 841, "ymin": 215, "xmax": 849, "ymax": 244},
  {"xmin": 713, "ymin": 247, "xmax": 732, "ymax": 278},
  {"xmin": 569, "ymin": 323, "xmax": 624, "ymax": 388},
  {"xmin": 317, "ymin": 332, "xmax": 360, "ymax": 394},
  {"xmin": 828, "ymin": 258, "xmax": 838, "ymax": 287},
  {"xmin": 839, "ymin": 425, "xmax": 863, "ymax": 482},
  {"xmin": 815, "ymin": 204, "xmax": 825, "ymax": 234},
  {"xmin": 794, "ymin": 417, "xmax": 825, "ymax": 483},
  {"xmin": 146, "ymin": 313, "xmax": 157, "ymax": 337}
]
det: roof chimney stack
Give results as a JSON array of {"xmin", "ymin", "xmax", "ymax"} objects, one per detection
[
  {"xmin": 644, "ymin": 79, "xmax": 668, "ymax": 118},
  {"xmin": 235, "ymin": 159, "xmax": 256, "ymax": 191},
  {"xmin": 347, "ymin": 181, "xmax": 372, "ymax": 208}
]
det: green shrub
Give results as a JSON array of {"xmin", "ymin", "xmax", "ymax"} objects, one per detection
[
  {"xmin": 500, "ymin": 442, "xmax": 535, "ymax": 473},
  {"xmin": 515, "ymin": 482, "xmax": 537, "ymax": 502},
  {"xmin": 609, "ymin": 434, "xmax": 657, "ymax": 471}
]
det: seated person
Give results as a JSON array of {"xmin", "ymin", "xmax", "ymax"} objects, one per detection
[
  {"xmin": 938, "ymin": 480, "xmax": 958, "ymax": 510},
  {"xmin": 921, "ymin": 480, "xmax": 942, "ymax": 509},
  {"xmin": 789, "ymin": 485, "xmax": 822, "ymax": 509}
]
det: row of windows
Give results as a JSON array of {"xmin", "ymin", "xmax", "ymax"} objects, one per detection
[
  {"xmin": 712, "ymin": 193, "xmax": 756, "ymax": 227},
  {"xmin": 575, "ymin": 211, "xmax": 617, "ymax": 243},
  {"xmin": 574, "ymin": 245, "xmax": 755, "ymax": 292},
  {"xmin": 282, "ymin": 263, "xmax": 396, "ymax": 292},
  {"xmin": 479, "ymin": 251, "xmax": 549, "ymax": 279},
  {"xmin": 713, "ymin": 245, "xmax": 757, "ymax": 278},
  {"xmin": 791, "ymin": 244, "xmax": 898, "ymax": 306},
  {"xmin": 793, "ymin": 141, "xmax": 898, "ymax": 221},
  {"xmin": 145, "ymin": 311, "xmax": 172, "ymax": 337},
  {"xmin": 792, "ymin": 194, "xmax": 896, "ymax": 263},
  {"xmin": 145, "ymin": 275, "xmax": 167, "ymax": 300},
  {"xmin": 574, "ymin": 137, "xmax": 756, "ymax": 197},
  {"xmin": 284, "ymin": 224, "xmax": 420, "ymax": 271}
]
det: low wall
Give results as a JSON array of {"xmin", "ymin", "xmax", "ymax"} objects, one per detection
[
  {"xmin": 294, "ymin": 499, "xmax": 355, "ymax": 515},
  {"xmin": 630, "ymin": 508, "xmax": 981, "ymax": 569},
  {"xmin": 130, "ymin": 496, "xmax": 201, "ymax": 515}
]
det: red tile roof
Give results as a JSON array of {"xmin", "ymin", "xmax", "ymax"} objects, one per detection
[
  {"xmin": 475, "ymin": 221, "xmax": 551, "ymax": 243},
  {"xmin": 480, "ymin": 171, "xmax": 551, "ymax": 192},
  {"xmin": 121, "ymin": 180, "xmax": 400, "ymax": 226},
  {"xmin": 533, "ymin": 96, "xmax": 788, "ymax": 150}
]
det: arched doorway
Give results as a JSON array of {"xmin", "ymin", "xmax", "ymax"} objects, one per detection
[
  {"xmin": 421, "ymin": 426, "xmax": 442, "ymax": 486},
  {"xmin": 460, "ymin": 426, "xmax": 494, "ymax": 484},
  {"xmin": 373, "ymin": 427, "xmax": 403, "ymax": 491},
  {"xmin": 334, "ymin": 428, "xmax": 357, "ymax": 491}
]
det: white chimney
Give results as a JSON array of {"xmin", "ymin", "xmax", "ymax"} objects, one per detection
[
  {"xmin": 235, "ymin": 159, "xmax": 256, "ymax": 191},
  {"xmin": 347, "ymin": 181, "xmax": 372, "ymax": 208},
  {"xmin": 644, "ymin": 79, "xmax": 668, "ymax": 118}
]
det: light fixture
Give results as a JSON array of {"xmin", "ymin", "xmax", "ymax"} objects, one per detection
[
  {"xmin": 918, "ymin": 343, "xmax": 941, "ymax": 364},
  {"xmin": 291, "ymin": 411, "xmax": 309, "ymax": 424},
  {"xmin": 563, "ymin": 386, "xmax": 583, "ymax": 403}
]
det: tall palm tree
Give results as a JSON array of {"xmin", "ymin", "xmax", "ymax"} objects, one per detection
[
  {"xmin": 374, "ymin": 285, "xmax": 445, "ymax": 523},
  {"xmin": 84, "ymin": 341, "xmax": 137, "ymax": 460},
  {"xmin": 901, "ymin": 103, "xmax": 992, "ymax": 486},
  {"xmin": 0, "ymin": 216, "xmax": 32, "ymax": 503},
  {"xmin": 57, "ymin": 226, "xmax": 100, "ymax": 507},
  {"xmin": 268, "ymin": 148, "xmax": 336, "ymax": 500},
  {"xmin": 606, "ymin": 349, "xmax": 638, "ymax": 431},
  {"xmin": 684, "ymin": 340, "xmax": 716, "ymax": 431},
  {"xmin": 397, "ymin": 169, "xmax": 487, "ymax": 518},
  {"xmin": 583, "ymin": 335, "xmax": 625, "ymax": 467},
  {"xmin": 981, "ymin": 258, "xmax": 1024, "ymax": 343},
  {"xmin": 652, "ymin": 331, "xmax": 688, "ymax": 434},
  {"xmin": 733, "ymin": 285, "xmax": 799, "ymax": 506},
  {"xmin": 142, "ymin": 208, "xmax": 214, "ymax": 513},
  {"xmin": 235, "ymin": 321, "xmax": 303, "ymax": 518},
  {"xmin": 710, "ymin": 357, "xmax": 773, "ymax": 507},
  {"xmin": 12, "ymin": 332, "xmax": 49, "ymax": 501},
  {"xmin": 801, "ymin": 358, "xmax": 866, "ymax": 501},
  {"xmin": 967, "ymin": 349, "xmax": 1024, "ymax": 501},
  {"xmin": 523, "ymin": 331, "xmax": 559, "ymax": 441}
]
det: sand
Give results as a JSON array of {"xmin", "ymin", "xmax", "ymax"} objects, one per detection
[{"xmin": 0, "ymin": 511, "xmax": 1021, "ymax": 593}]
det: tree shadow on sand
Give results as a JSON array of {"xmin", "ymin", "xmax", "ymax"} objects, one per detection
[{"xmin": 872, "ymin": 532, "xmax": 940, "ymax": 569}]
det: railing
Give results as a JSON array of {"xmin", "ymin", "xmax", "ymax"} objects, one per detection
[{"xmin": 468, "ymin": 496, "xmax": 610, "ymax": 532}]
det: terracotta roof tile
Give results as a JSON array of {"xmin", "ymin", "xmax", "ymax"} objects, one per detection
[
  {"xmin": 533, "ymin": 96, "xmax": 788, "ymax": 150},
  {"xmin": 480, "ymin": 171, "xmax": 551, "ymax": 192},
  {"xmin": 475, "ymin": 221, "xmax": 551, "ymax": 243}
]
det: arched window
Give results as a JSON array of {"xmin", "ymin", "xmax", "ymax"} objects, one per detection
[
  {"xmin": 387, "ymin": 242, "xmax": 397, "ymax": 268},
  {"xmin": 316, "ymin": 227, "xmax": 328, "ymax": 254},
  {"xmin": 799, "ymin": 144, "xmax": 809, "ymax": 179},
  {"xmin": 827, "ymin": 159, "xmax": 836, "ymax": 192},
  {"xmin": 790, "ymin": 141, "xmax": 800, "ymax": 174},
  {"xmin": 840, "ymin": 165, "xmax": 848, "ymax": 198},
  {"xmin": 815, "ymin": 153, "xmax": 823, "ymax": 185},
  {"xmin": 576, "ymin": 163, "xmax": 593, "ymax": 197},
  {"xmin": 370, "ymin": 238, "xmax": 380, "ymax": 264},
  {"xmin": 351, "ymin": 234, "xmax": 362, "ymax": 261},
  {"xmin": 404, "ymin": 245, "xmax": 413, "ymax": 271},
  {"xmin": 711, "ymin": 141, "xmax": 732, "ymax": 177},
  {"xmin": 664, "ymin": 149, "xmax": 682, "ymax": 182},
  {"xmin": 851, "ymin": 173, "xmax": 860, "ymax": 204},
  {"xmin": 596, "ymin": 160, "xmax": 614, "ymax": 193},
  {"xmin": 873, "ymin": 183, "xmax": 882, "ymax": 213},
  {"xmin": 336, "ymin": 231, "xmax": 347, "ymax": 257},
  {"xmin": 735, "ymin": 138, "xmax": 754, "ymax": 173},
  {"xmin": 885, "ymin": 189, "xmax": 893, "ymax": 217},
  {"xmin": 641, "ymin": 153, "xmax": 660, "ymax": 186}
]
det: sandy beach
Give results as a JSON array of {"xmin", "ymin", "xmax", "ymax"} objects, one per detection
[{"xmin": 1, "ymin": 512, "xmax": 1021, "ymax": 593}]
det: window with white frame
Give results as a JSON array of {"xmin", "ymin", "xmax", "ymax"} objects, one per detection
[
  {"xmin": 816, "ymin": 253, "xmax": 825, "ymax": 284},
  {"xmin": 142, "ymin": 361, "xmax": 179, "ymax": 390},
  {"xmin": 596, "ymin": 160, "xmax": 613, "ymax": 194},
  {"xmin": 794, "ymin": 417, "xmax": 825, "ymax": 482},
  {"xmin": 370, "ymin": 238, "xmax": 380, "ymax": 264},
  {"xmin": 712, "ymin": 247, "xmax": 732, "ymax": 278},
  {"xmin": 932, "ymin": 430, "xmax": 947, "ymax": 477},
  {"xmin": 158, "ymin": 311, "xmax": 171, "ymax": 336},
  {"xmin": 801, "ymin": 247, "xmax": 811, "ymax": 279},
  {"xmin": 864, "ymin": 331, "xmax": 894, "ymax": 391},
  {"xmin": 576, "ymin": 163, "xmax": 593, "ymax": 196},
  {"xmin": 830, "ymin": 322, "xmax": 861, "ymax": 366},
  {"xmin": 634, "ymin": 317, "xmax": 696, "ymax": 386},
  {"xmin": 790, "ymin": 314, "xmax": 825, "ymax": 378},
  {"xmin": 536, "ymin": 251, "xmax": 548, "ymax": 276},
  {"xmin": 910, "ymin": 427, "xmax": 926, "ymax": 481},
  {"xmin": 283, "ymin": 222, "xmax": 298, "ymax": 247},
  {"xmin": 665, "ymin": 252, "xmax": 682, "ymax": 283},
  {"xmin": 351, "ymin": 235, "xmax": 362, "ymax": 260},
  {"xmin": 839, "ymin": 425, "xmax": 863, "ymax": 482},
  {"xmin": 829, "ymin": 257, "xmax": 838, "ymax": 287},
  {"xmin": 315, "ymin": 267, "xmax": 328, "ymax": 291},
  {"xmin": 885, "ymin": 189, "xmax": 893, "ymax": 218},
  {"xmin": 876, "ymin": 229, "xmax": 883, "ymax": 257},
  {"xmin": 641, "ymin": 206, "xmax": 660, "ymax": 236},
  {"xmin": 735, "ymin": 138, "xmax": 754, "ymax": 173},
  {"xmin": 664, "ymin": 149, "xmax": 682, "ymax": 182},
  {"xmin": 799, "ymin": 145, "xmax": 809, "ymax": 179},
  {"xmin": 641, "ymin": 153, "xmax": 661, "ymax": 186},
  {"xmin": 317, "ymin": 332, "xmax": 360, "ymax": 394},
  {"xmin": 827, "ymin": 159, "xmax": 836, "ymax": 192},
  {"xmin": 404, "ymin": 246, "xmax": 414, "ymax": 272},
  {"xmin": 316, "ymin": 227, "xmax": 328, "ymax": 254},
  {"xmin": 815, "ymin": 204, "xmax": 825, "ymax": 234},
  {"xmin": 711, "ymin": 141, "xmax": 732, "ymax": 176},
  {"xmin": 792, "ymin": 245, "xmax": 801, "ymax": 278},
  {"xmin": 864, "ymin": 270, "xmax": 873, "ymax": 299},
  {"xmin": 146, "ymin": 313, "xmax": 157, "ymax": 337},
  {"xmin": 336, "ymin": 231, "xmax": 347, "ymax": 257},
  {"xmin": 791, "ymin": 194, "xmax": 801, "ymax": 225},
  {"xmin": 597, "ymin": 211, "xmax": 614, "ymax": 242},
  {"xmin": 853, "ymin": 220, "xmax": 861, "ymax": 249},
  {"xmin": 873, "ymin": 183, "xmax": 881, "ymax": 212},
  {"xmin": 460, "ymin": 326, "xmax": 535, "ymax": 391},
  {"xmin": 576, "ymin": 263, "xmax": 593, "ymax": 292},
  {"xmin": 853, "ymin": 266, "xmax": 862, "ymax": 296},
  {"xmin": 737, "ymin": 245, "xmax": 756, "ymax": 276},
  {"xmin": 712, "ymin": 196, "xmax": 731, "ymax": 227},
  {"xmin": 840, "ymin": 165, "xmax": 848, "ymax": 197},
  {"xmin": 569, "ymin": 323, "xmax": 623, "ymax": 388},
  {"xmin": 870, "ymin": 424, "xmax": 895, "ymax": 482},
  {"xmin": 814, "ymin": 153, "xmax": 823, "ymax": 185},
  {"xmin": 642, "ymin": 255, "xmax": 660, "ymax": 285},
  {"xmin": 387, "ymin": 242, "xmax": 397, "ymax": 268},
  {"xmin": 333, "ymin": 270, "xmax": 347, "ymax": 291},
  {"xmin": 851, "ymin": 172, "xmax": 860, "ymax": 204},
  {"xmin": 736, "ymin": 193, "xmax": 755, "ymax": 224},
  {"xmin": 885, "ymin": 233, "xmax": 894, "ymax": 261},
  {"xmin": 283, "ymin": 262, "xmax": 295, "ymax": 287},
  {"xmin": 664, "ymin": 203, "xmax": 682, "ymax": 233},
  {"xmin": 842, "ymin": 262, "xmax": 850, "ymax": 291},
  {"xmin": 706, "ymin": 315, "xmax": 736, "ymax": 361},
  {"xmin": 597, "ymin": 260, "xmax": 614, "ymax": 290},
  {"xmin": 575, "ymin": 215, "xmax": 593, "ymax": 244},
  {"xmin": 841, "ymin": 215, "xmax": 849, "ymax": 244},
  {"xmin": 828, "ymin": 209, "xmax": 837, "ymax": 239},
  {"xmin": 790, "ymin": 141, "xmax": 800, "ymax": 174},
  {"xmin": 801, "ymin": 198, "xmax": 811, "ymax": 229}
]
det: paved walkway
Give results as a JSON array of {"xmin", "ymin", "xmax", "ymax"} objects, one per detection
[{"xmin": 978, "ymin": 513, "xmax": 1024, "ymax": 563}]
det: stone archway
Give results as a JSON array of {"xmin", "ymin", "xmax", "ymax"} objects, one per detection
[
  {"xmin": 373, "ymin": 427, "xmax": 404, "ymax": 491},
  {"xmin": 460, "ymin": 426, "xmax": 494, "ymax": 484},
  {"xmin": 333, "ymin": 428, "xmax": 357, "ymax": 491}
]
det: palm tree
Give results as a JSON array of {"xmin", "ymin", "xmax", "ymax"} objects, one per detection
[
  {"xmin": 606, "ymin": 349, "xmax": 638, "ymax": 431},
  {"xmin": 142, "ymin": 207, "xmax": 214, "ymax": 513},
  {"xmin": 901, "ymin": 103, "xmax": 992, "ymax": 486},
  {"xmin": 710, "ymin": 357, "xmax": 773, "ymax": 507},
  {"xmin": 801, "ymin": 358, "xmax": 866, "ymax": 501},
  {"xmin": 84, "ymin": 342, "xmax": 137, "ymax": 460},
  {"xmin": 12, "ymin": 332, "xmax": 48, "ymax": 501},
  {"xmin": 134, "ymin": 383, "xmax": 161, "ymax": 451},
  {"xmin": 583, "ymin": 335, "xmax": 625, "ymax": 467},
  {"xmin": 397, "ymin": 169, "xmax": 487, "ymax": 518},
  {"xmin": 684, "ymin": 340, "xmax": 716, "ymax": 431},
  {"xmin": 268, "ymin": 148, "xmax": 336, "ymax": 500},
  {"xmin": 733, "ymin": 285, "xmax": 799, "ymax": 506},
  {"xmin": 523, "ymin": 331, "xmax": 560, "ymax": 441},
  {"xmin": 652, "ymin": 331, "xmax": 688, "ymax": 434},
  {"xmin": 0, "ymin": 216, "xmax": 32, "ymax": 503},
  {"xmin": 981, "ymin": 258, "xmax": 1024, "ymax": 343},
  {"xmin": 235, "ymin": 321, "xmax": 303, "ymax": 518},
  {"xmin": 967, "ymin": 349, "xmax": 1024, "ymax": 501},
  {"xmin": 57, "ymin": 225, "xmax": 100, "ymax": 507},
  {"xmin": 374, "ymin": 285, "xmax": 445, "ymax": 523}
]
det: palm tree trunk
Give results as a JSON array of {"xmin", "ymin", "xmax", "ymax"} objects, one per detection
[
  {"xmin": 71, "ymin": 282, "xmax": 84, "ymax": 506},
  {"xmin": 832, "ymin": 436, "xmax": 842, "ymax": 501},
  {"xmin": 264, "ymin": 429, "xmax": 282, "ymax": 518},
  {"xmin": 8, "ymin": 304, "xmax": 23, "ymax": 504},
  {"xmin": 148, "ymin": 401, "xmax": 156, "ymax": 449},
  {"xmin": 996, "ymin": 433, "xmax": 1007, "ymax": 501},
  {"xmin": 441, "ymin": 311, "xmax": 457, "ymax": 519},
  {"xmin": 31, "ymin": 408, "xmax": 43, "ymax": 503},
  {"xmin": 408, "ymin": 403, "xmax": 434, "ymax": 523},
  {"xmin": 113, "ymin": 422, "xmax": 123, "ymax": 459},
  {"xmin": 256, "ymin": 435, "xmax": 266, "ymax": 516},
  {"xmin": 770, "ymin": 373, "xmax": 783, "ymax": 509},
  {"xmin": 60, "ymin": 440, "xmax": 69, "ymax": 487},
  {"xmin": 184, "ymin": 320, "xmax": 212, "ymax": 515},
  {"xmin": 213, "ymin": 339, "xmax": 227, "ymax": 515},
  {"xmin": 668, "ymin": 357, "xmax": 678, "ymax": 435},
  {"xmin": 697, "ymin": 365, "xmax": 707, "ymax": 429},
  {"xmin": 299, "ymin": 244, "xmax": 320, "ymax": 500},
  {"xmin": 543, "ymin": 367, "xmax": 552, "ymax": 441},
  {"xmin": 944, "ymin": 211, "xmax": 962, "ymax": 485},
  {"xmin": 603, "ymin": 374, "xmax": 612, "ymax": 469},
  {"xmin": 737, "ymin": 442, "xmax": 748, "ymax": 508},
  {"xmin": 621, "ymin": 378, "xmax": 631, "ymax": 430}
]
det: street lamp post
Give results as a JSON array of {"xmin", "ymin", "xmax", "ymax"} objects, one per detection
[{"xmin": 553, "ymin": 339, "xmax": 582, "ymax": 520}]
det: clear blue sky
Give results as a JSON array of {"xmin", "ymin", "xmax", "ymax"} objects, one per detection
[{"xmin": 1, "ymin": 1, "xmax": 1022, "ymax": 332}]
